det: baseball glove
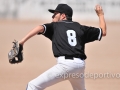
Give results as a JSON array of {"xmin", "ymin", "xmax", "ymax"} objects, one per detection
[{"xmin": 8, "ymin": 40, "xmax": 23, "ymax": 64}]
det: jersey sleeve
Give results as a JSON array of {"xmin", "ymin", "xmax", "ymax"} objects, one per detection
[
  {"xmin": 42, "ymin": 23, "xmax": 54, "ymax": 40},
  {"xmin": 82, "ymin": 25, "xmax": 102, "ymax": 43}
]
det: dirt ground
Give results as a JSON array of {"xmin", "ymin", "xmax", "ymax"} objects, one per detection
[{"xmin": 0, "ymin": 20, "xmax": 120, "ymax": 90}]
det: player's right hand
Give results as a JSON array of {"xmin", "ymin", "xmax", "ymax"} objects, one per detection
[{"xmin": 95, "ymin": 5, "xmax": 104, "ymax": 16}]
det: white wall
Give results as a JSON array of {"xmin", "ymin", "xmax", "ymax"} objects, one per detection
[{"xmin": 0, "ymin": 0, "xmax": 120, "ymax": 21}]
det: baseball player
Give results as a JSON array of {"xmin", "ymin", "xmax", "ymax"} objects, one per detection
[{"xmin": 19, "ymin": 4, "xmax": 106, "ymax": 90}]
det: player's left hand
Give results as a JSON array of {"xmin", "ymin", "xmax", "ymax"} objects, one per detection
[
  {"xmin": 8, "ymin": 40, "xmax": 23, "ymax": 64},
  {"xmin": 95, "ymin": 5, "xmax": 104, "ymax": 16}
]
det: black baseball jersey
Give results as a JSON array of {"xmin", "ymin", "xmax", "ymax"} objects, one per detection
[{"xmin": 41, "ymin": 20, "xmax": 102, "ymax": 60}]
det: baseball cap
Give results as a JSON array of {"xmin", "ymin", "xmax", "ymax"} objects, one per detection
[{"xmin": 48, "ymin": 4, "xmax": 73, "ymax": 17}]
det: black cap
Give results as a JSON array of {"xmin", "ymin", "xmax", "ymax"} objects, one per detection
[{"xmin": 48, "ymin": 4, "xmax": 73, "ymax": 17}]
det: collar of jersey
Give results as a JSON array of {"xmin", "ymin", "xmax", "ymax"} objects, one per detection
[{"xmin": 59, "ymin": 20, "xmax": 73, "ymax": 23}]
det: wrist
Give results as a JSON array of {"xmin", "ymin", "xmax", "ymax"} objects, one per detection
[
  {"xmin": 98, "ymin": 14, "xmax": 104, "ymax": 17},
  {"xmin": 98, "ymin": 15, "xmax": 104, "ymax": 19},
  {"xmin": 19, "ymin": 40, "xmax": 25, "ymax": 45}
]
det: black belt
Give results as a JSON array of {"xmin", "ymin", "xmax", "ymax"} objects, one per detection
[
  {"xmin": 64, "ymin": 56, "xmax": 85, "ymax": 60},
  {"xmin": 56, "ymin": 56, "xmax": 85, "ymax": 60},
  {"xmin": 65, "ymin": 56, "xmax": 74, "ymax": 60}
]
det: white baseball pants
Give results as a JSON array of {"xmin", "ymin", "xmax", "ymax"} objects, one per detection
[{"xmin": 26, "ymin": 56, "xmax": 86, "ymax": 90}]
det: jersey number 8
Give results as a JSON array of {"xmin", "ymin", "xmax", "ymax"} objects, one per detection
[{"xmin": 66, "ymin": 30, "xmax": 77, "ymax": 46}]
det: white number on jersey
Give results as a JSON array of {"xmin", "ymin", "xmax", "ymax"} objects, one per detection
[{"xmin": 66, "ymin": 30, "xmax": 77, "ymax": 46}]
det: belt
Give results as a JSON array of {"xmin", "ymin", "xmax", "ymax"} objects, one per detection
[
  {"xmin": 65, "ymin": 56, "xmax": 74, "ymax": 60},
  {"xmin": 58, "ymin": 56, "xmax": 84, "ymax": 60}
]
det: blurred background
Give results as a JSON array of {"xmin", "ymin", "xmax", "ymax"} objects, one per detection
[
  {"xmin": 0, "ymin": 0, "xmax": 120, "ymax": 21},
  {"xmin": 0, "ymin": 0, "xmax": 120, "ymax": 90}
]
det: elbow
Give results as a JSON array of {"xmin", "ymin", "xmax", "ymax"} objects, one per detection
[
  {"xmin": 101, "ymin": 27, "xmax": 107, "ymax": 36},
  {"xmin": 102, "ymin": 30, "xmax": 107, "ymax": 36},
  {"xmin": 102, "ymin": 33, "xmax": 106, "ymax": 36}
]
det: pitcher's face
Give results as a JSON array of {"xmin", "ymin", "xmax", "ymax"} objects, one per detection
[{"xmin": 52, "ymin": 12, "xmax": 61, "ymax": 22}]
